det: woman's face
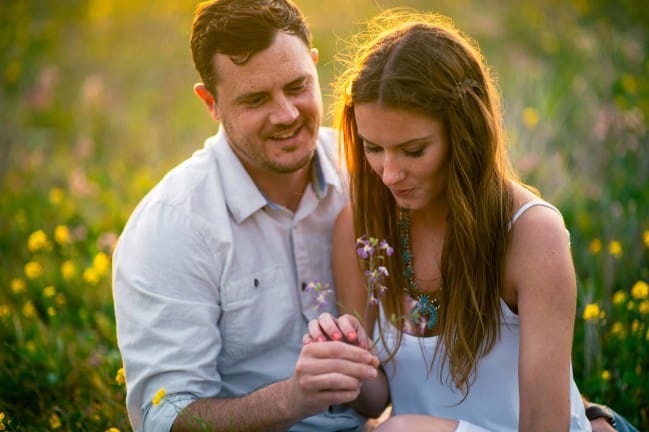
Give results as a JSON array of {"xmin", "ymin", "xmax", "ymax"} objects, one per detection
[{"xmin": 354, "ymin": 103, "xmax": 449, "ymax": 210}]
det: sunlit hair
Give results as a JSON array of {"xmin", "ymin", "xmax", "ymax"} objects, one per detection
[
  {"xmin": 334, "ymin": 9, "xmax": 525, "ymax": 397},
  {"xmin": 190, "ymin": 0, "xmax": 311, "ymax": 97}
]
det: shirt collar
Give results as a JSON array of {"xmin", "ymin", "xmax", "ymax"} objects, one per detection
[
  {"xmin": 207, "ymin": 126, "xmax": 343, "ymax": 223},
  {"xmin": 312, "ymin": 128, "xmax": 343, "ymax": 198}
]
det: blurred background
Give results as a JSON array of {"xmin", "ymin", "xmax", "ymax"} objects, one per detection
[{"xmin": 1, "ymin": 0, "xmax": 647, "ymax": 430}]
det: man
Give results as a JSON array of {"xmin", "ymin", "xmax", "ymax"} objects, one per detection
[{"xmin": 112, "ymin": 1, "xmax": 378, "ymax": 431}]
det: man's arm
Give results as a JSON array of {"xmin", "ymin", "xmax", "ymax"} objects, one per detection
[
  {"xmin": 172, "ymin": 341, "xmax": 379, "ymax": 431},
  {"xmin": 113, "ymin": 201, "xmax": 225, "ymax": 431}
]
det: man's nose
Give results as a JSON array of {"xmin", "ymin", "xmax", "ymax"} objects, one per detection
[{"xmin": 269, "ymin": 96, "xmax": 299, "ymax": 125}]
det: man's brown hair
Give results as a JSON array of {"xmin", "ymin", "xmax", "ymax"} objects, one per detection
[{"xmin": 190, "ymin": 0, "xmax": 312, "ymax": 97}]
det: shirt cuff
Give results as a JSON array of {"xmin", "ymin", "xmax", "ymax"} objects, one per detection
[
  {"xmin": 455, "ymin": 420, "xmax": 492, "ymax": 432},
  {"xmin": 142, "ymin": 393, "xmax": 198, "ymax": 432}
]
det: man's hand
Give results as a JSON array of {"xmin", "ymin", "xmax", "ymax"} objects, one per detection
[{"xmin": 285, "ymin": 340, "xmax": 379, "ymax": 419}]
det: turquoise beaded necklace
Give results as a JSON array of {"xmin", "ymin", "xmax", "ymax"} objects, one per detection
[{"xmin": 399, "ymin": 208, "xmax": 440, "ymax": 330}]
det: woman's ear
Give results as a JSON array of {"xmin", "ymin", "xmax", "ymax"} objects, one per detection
[
  {"xmin": 311, "ymin": 47, "xmax": 319, "ymax": 64},
  {"xmin": 193, "ymin": 83, "xmax": 220, "ymax": 121}
]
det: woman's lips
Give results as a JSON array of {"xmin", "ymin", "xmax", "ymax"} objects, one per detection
[{"xmin": 390, "ymin": 187, "xmax": 416, "ymax": 199}]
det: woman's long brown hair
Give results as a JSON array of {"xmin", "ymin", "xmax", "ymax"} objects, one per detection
[{"xmin": 333, "ymin": 9, "xmax": 520, "ymax": 397}]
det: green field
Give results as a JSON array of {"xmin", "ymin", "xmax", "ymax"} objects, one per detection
[{"xmin": 1, "ymin": 0, "xmax": 647, "ymax": 430}]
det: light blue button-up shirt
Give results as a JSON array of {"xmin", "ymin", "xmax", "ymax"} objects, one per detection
[{"xmin": 112, "ymin": 126, "xmax": 363, "ymax": 431}]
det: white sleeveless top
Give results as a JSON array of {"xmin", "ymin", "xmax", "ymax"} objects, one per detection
[{"xmin": 376, "ymin": 201, "xmax": 591, "ymax": 431}]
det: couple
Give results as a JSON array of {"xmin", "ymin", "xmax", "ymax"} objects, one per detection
[{"xmin": 112, "ymin": 0, "xmax": 631, "ymax": 431}]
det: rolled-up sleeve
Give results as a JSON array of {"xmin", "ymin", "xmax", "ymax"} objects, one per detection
[
  {"xmin": 113, "ymin": 201, "xmax": 224, "ymax": 431},
  {"xmin": 142, "ymin": 393, "xmax": 198, "ymax": 432}
]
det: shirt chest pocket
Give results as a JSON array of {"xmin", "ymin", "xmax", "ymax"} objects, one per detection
[{"xmin": 219, "ymin": 266, "xmax": 299, "ymax": 364}]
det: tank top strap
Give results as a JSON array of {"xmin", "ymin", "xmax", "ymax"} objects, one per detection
[{"xmin": 507, "ymin": 200, "xmax": 561, "ymax": 232}]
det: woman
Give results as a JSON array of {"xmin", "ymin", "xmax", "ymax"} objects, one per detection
[{"xmin": 305, "ymin": 9, "xmax": 594, "ymax": 432}]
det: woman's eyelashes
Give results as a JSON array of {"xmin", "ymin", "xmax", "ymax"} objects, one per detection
[
  {"xmin": 363, "ymin": 142, "xmax": 382, "ymax": 154},
  {"xmin": 362, "ymin": 144, "xmax": 425, "ymax": 158},
  {"xmin": 403, "ymin": 147, "xmax": 425, "ymax": 158}
]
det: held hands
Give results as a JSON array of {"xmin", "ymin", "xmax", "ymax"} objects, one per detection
[
  {"xmin": 285, "ymin": 313, "xmax": 379, "ymax": 418},
  {"xmin": 303, "ymin": 312, "xmax": 372, "ymax": 349}
]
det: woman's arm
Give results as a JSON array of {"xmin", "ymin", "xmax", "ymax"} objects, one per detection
[
  {"xmin": 332, "ymin": 205, "xmax": 371, "ymax": 321},
  {"xmin": 302, "ymin": 205, "xmax": 391, "ymax": 418},
  {"xmin": 507, "ymin": 205, "xmax": 576, "ymax": 432}
]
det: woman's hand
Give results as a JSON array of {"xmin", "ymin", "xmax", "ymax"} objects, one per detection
[{"xmin": 303, "ymin": 312, "xmax": 372, "ymax": 350}]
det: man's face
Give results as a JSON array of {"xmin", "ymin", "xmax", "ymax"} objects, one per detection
[{"xmin": 212, "ymin": 32, "xmax": 323, "ymax": 175}]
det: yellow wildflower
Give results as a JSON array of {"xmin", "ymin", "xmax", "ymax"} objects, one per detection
[
  {"xmin": 152, "ymin": 388, "xmax": 166, "ymax": 405},
  {"xmin": 22, "ymin": 301, "xmax": 36, "ymax": 318},
  {"xmin": 631, "ymin": 280, "xmax": 649, "ymax": 299},
  {"xmin": 47, "ymin": 307, "xmax": 56, "ymax": 317},
  {"xmin": 632, "ymin": 320, "xmax": 640, "ymax": 334},
  {"xmin": 83, "ymin": 267, "xmax": 100, "ymax": 285},
  {"xmin": 644, "ymin": 230, "xmax": 649, "ymax": 248},
  {"xmin": 612, "ymin": 290, "xmax": 626, "ymax": 305},
  {"xmin": 43, "ymin": 285, "xmax": 57, "ymax": 298},
  {"xmin": 54, "ymin": 225, "xmax": 71, "ymax": 244},
  {"xmin": 115, "ymin": 367, "xmax": 126, "ymax": 385},
  {"xmin": 55, "ymin": 293, "xmax": 66, "ymax": 306},
  {"xmin": 49, "ymin": 187, "xmax": 64, "ymax": 204},
  {"xmin": 49, "ymin": 413, "xmax": 61, "ymax": 429},
  {"xmin": 11, "ymin": 278, "xmax": 26, "ymax": 294},
  {"xmin": 93, "ymin": 252, "xmax": 111, "ymax": 276},
  {"xmin": 522, "ymin": 107, "xmax": 539, "ymax": 129},
  {"xmin": 588, "ymin": 239, "xmax": 602, "ymax": 255},
  {"xmin": 628, "ymin": 300, "xmax": 635, "ymax": 311},
  {"xmin": 646, "ymin": 327, "xmax": 649, "ymax": 341},
  {"xmin": 26, "ymin": 341, "xmax": 36, "ymax": 352},
  {"xmin": 24, "ymin": 261, "xmax": 43, "ymax": 279},
  {"xmin": 28, "ymin": 230, "xmax": 51, "ymax": 252},
  {"xmin": 639, "ymin": 301, "xmax": 649, "ymax": 315},
  {"xmin": 608, "ymin": 240, "xmax": 622, "ymax": 258},
  {"xmin": 582, "ymin": 303, "xmax": 600, "ymax": 321},
  {"xmin": 611, "ymin": 322, "xmax": 624, "ymax": 337},
  {"xmin": 601, "ymin": 370, "xmax": 611, "ymax": 381},
  {"xmin": 61, "ymin": 260, "xmax": 76, "ymax": 280},
  {"xmin": 106, "ymin": 428, "xmax": 120, "ymax": 432},
  {"xmin": 0, "ymin": 304, "xmax": 10, "ymax": 318}
]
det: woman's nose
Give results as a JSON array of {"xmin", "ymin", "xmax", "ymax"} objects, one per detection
[{"xmin": 381, "ymin": 157, "xmax": 403, "ymax": 186}]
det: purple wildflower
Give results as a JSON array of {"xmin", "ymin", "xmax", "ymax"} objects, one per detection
[{"xmin": 305, "ymin": 281, "xmax": 333, "ymax": 310}]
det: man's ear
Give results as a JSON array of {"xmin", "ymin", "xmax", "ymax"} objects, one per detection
[
  {"xmin": 311, "ymin": 47, "xmax": 319, "ymax": 64},
  {"xmin": 194, "ymin": 83, "xmax": 220, "ymax": 121}
]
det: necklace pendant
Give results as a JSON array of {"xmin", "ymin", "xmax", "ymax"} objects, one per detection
[
  {"xmin": 410, "ymin": 294, "xmax": 439, "ymax": 330},
  {"xmin": 400, "ymin": 209, "xmax": 441, "ymax": 332}
]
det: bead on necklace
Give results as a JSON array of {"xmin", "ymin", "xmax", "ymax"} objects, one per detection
[{"xmin": 399, "ymin": 208, "xmax": 440, "ymax": 330}]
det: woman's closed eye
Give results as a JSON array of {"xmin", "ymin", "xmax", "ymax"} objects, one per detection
[
  {"xmin": 363, "ymin": 142, "xmax": 382, "ymax": 154},
  {"xmin": 403, "ymin": 147, "xmax": 425, "ymax": 158}
]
